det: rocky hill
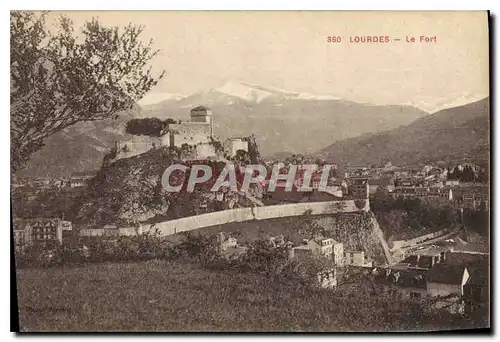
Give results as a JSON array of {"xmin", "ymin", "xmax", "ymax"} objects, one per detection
[
  {"xmin": 73, "ymin": 146, "xmax": 252, "ymax": 227},
  {"xmin": 72, "ymin": 146, "xmax": 173, "ymax": 226},
  {"xmin": 317, "ymin": 97, "xmax": 490, "ymax": 166}
]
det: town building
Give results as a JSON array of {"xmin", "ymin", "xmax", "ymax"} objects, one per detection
[
  {"xmin": 396, "ymin": 176, "xmax": 416, "ymax": 187},
  {"xmin": 378, "ymin": 268, "xmax": 428, "ymax": 300},
  {"xmin": 426, "ymin": 263, "xmax": 470, "ymax": 297},
  {"xmin": 23, "ymin": 218, "xmax": 66, "ymax": 248},
  {"xmin": 445, "ymin": 180, "xmax": 460, "ymax": 187},
  {"xmin": 70, "ymin": 171, "xmax": 98, "ymax": 188},
  {"xmin": 215, "ymin": 232, "xmax": 239, "ymax": 251},
  {"xmin": 344, "ymin": 165, "xmax": 371, "ymax": 178},
  {"xmin": 317, "ymin": 268, "xmax": 337, "ymax": 289},
  {"xmin": 14, "ymin": 229, "xmax": 27, "ymax": 253},
  {"xmin": 344, "ymin": 251, "xmax": 373, "ymax": 267},
  {"xmin": 392, "ymin": 187, "xmax": 416, "ymax": 199},
  {"xmin": 165, "ymin": 106, "xmax": 217, "ymax": 159},
  {"xmin": 290, "ymin": 236, "xmax": 344, "ymax": 265},
  {"xmin": 348, "ymin": 180, "xmax": 369, "ymax": 199},
  {"xmin": 223, "ymin": 137, "xmax": 249, "ymax": 158},
  {"xmin": 368, "ymin": 178, "xmax": 395, "ymax": 194}
]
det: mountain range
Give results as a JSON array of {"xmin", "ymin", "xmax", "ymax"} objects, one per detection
[
  {"xmin": 316, "ymin": 97, "xmax": 490, "ymax": 166},
  {"xmin": 15, "ymin": 108, "xmax": 138, "ymax": 178},
  {"xmin": 140, "ymin": 81, "xmax": 428, "ymax": 155},
  {"xmin": 14, "ymin": 81, "xmax": 488, "ymax": 177}
]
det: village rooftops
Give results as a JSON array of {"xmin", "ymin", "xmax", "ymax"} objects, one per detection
[
  {"xmin": 191, "ymin": 105, "xmax": 212, "ymax": 114},
  {"xmin": 394, "ymin": 187, "xmax": 417, "ymax": 194},
  {"xmin": 25, "ymin": 217, "xmax": 63, "ymax": 224},
  {"xmin": 368, "ymin": 178, "xmax": 394, "ymax": 186},
  {"xmin": 376, "ymin": 267, "xmax": 427, "ymax": 289},
  {"xmin": 406, "ymin": 255, "xmax": 435, "ymax": 269},
  {"xmin": 426, "ymin": 263, "xmax": 468, "ymax": 285}
]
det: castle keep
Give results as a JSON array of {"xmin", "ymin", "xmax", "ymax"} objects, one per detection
[
  {"xmin": 165, "ymin": 106, "xmax": 214, "ymax": 148},
  {"xmin": 112, "ymin": 106, "xmax": 249, "ymax": 162}
]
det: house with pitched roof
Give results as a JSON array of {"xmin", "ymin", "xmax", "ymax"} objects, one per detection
[
  {"xmin": 426, "ymin": 263, "xmax": 470, "ymax": 297},
  {"xmin": 290, "ymin": 236, "xmax": 344, "ymax": 265},
  {"xmin": 23, "ymin": 218, "xmax": 65, "ymax": 248},
  {"xmin": 368, "ymin": 177, "xmax": 395, "ymax": 194}
]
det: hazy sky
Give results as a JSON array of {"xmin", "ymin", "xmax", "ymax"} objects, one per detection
[{"xmin": 49, "ymin": 11, "xmax": 489, "ymax": 110}]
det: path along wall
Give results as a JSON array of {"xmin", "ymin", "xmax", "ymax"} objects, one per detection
[
  {"xmin": 390, "ymin": 228, "xmax": 450, "ymax": 251},
  {"xmin": 150, "ymin": 200, "xmax": 369, "ymax": 236}
]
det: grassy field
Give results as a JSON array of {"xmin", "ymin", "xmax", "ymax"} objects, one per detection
[{"xmin": 16, "ymin": 260, "xmax": 472, "ymax": 332}]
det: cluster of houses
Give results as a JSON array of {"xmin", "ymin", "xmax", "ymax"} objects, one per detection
[
  {"xmin": 13, "ymin": 218, "xmax": 73, "ymax": 251},
  {"xmin": 374, "ymin": 245, "xmax": 489, "ymax": 314},
  {"xmin": 12, "ymin": 171, "xmax": 98, "ymax": 191},
  {"xmin": 214, "ymin": 229, "xmax": 488, "ymax": 315},
  {"xmin": 215, "ymin": 231, "xmax": 373, "ymax": 290},
  {"xmin": 12, "ymin": 217, "xmax": 144, "ymax": 253},
  {"xmin": 345, "ymin": 162, "xmax": 488, "ymax": 210}
]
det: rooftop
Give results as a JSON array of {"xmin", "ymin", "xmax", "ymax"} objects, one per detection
[
  {"xmin": 191, "ymin": 105, "xmax": 212, "ymax": 113},
  {"xmin": 426, "ymin": 263, "xmax": 467, "ymax": 284},
  {"xmin": 368, "ymin": 178, "xmax": 394, "ymax": 186}
]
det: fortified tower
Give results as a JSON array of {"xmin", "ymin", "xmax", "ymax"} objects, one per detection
[{"xmin": 190, "ymin": 105, "xmax": 214, "ymax": 137}]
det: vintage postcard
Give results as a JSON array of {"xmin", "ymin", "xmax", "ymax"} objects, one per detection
[{"xmin": 11, "ymin": 11, "xmax": 490, "ymax": 332}]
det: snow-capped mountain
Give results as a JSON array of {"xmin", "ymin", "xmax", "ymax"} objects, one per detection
[
  {"xmin": 214, "ymin": 81, "xmax": 282, "ymax": 103},
  {"xmin": 138, "ymin": 92, "xmax": 187, "ymax": 107},
  {"xmin": 139, "ymin": 81, "xmax": 429, "ymax": 158},
  {"xmin": 403, "ymin": 93, "xmax": 488, "ymax": 113},
  {"xmin": 140, "ymin": 81, "xmax": 344, "ymax": 108}
]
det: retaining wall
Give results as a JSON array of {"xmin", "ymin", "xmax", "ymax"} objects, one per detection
[{"xmin": 150, "ymin": 200, "xmax": 369, "ymax": 236}]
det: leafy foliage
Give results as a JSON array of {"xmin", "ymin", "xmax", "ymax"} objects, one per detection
[
  {"xmin": 11, "ymin": 11, "xmax": 165, "ymax": 171},
  {"xmin": 447, "ymin": 165, "xmax": 480, "ymax": 182},
  {"xmin": 125, "ymin": 117, "xmax": 177, "ymax": 136},
  {"xmin": 355, "ymin": 188, "xmax": 487, "ymax": 242}
]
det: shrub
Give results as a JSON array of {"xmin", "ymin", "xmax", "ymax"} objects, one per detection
[{"xmin": 125, "ymin": 118, "xmax": 170, "ymax": 137}]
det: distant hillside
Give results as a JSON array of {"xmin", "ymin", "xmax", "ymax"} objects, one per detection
[
  {"xmin": 317, "ymin": 98, "xmax": 490, "ymax": 166},
  {"xmin": 15, "ymin": 107, "xmax": 140, "ymax": 178}
]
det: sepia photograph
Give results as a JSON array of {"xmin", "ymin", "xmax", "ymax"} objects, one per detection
[{"xmin": 10, "ymin": 10, "xmax": 490, "ymax": 332}]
